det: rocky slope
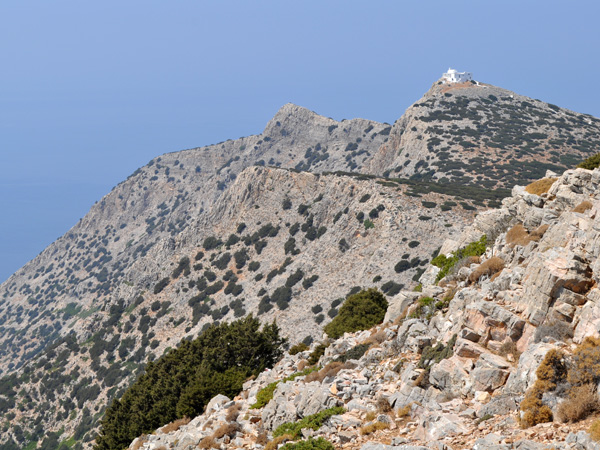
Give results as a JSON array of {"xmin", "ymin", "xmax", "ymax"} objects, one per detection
[
  {"xmin": 132, "ymin": 167, "xmax": 600, "ymax": 450},
  {"xmin": 367, "ymin": 81, "xmax": 600, "ymax": 187},
  {"xmin": 0, "ymin": 167, "xmax": 473, "ymax": 449},
  {"xmin": 1, "ymin": 75, "xmax": 600, "ymax": 449}
]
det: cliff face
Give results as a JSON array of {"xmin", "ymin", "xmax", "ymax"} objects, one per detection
[
  {"xmin": 129, "ymin": 167, "xmax": 600, "ymax": 450},
  {"xmin": 1, "ymin": 77, "xmax": 600, "ymax": 449}
]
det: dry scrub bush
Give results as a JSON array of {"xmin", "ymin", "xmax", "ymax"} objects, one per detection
[
  {"xmin": 468, "ymin": 257, "xmax": 504, "ymax": 283},
  {"xmin": 364, "ymin": 330, "xmax": 388, "ymax": 347},
  {"xmin": 365, "ymin": 411, "xmax": 377, "ymax": 421},
  {"xmin": 413, "ymin": 370, "xmax": 429, "ymax": 388},
  {"xmin": 255, "ymin": 428, "xmax": 268, "ymax": 446},
  {"xmin": 226, "ymin": 403, "xmax": 242, "ymax": 422},
  {"xmin": 520, "ymin": 349, "xmax": 567, "ymax": 427},
  {"xmin": 530, "ymin": 224, "xmax": 549, "ymax": 241},
  {"xmin": 506, "ymin": 224, "xmax": 531, "ymax": 247},
  {"xmin": 590, "ymin": 420, "xmax": 600, "ymax": 442},
  {"xmin": 525, "ymin": 177, "xmax": 557, "ymax": 195},
  {"xmin": 161, "ymin": 417, "xmax": 191, "ymax": 433},
  {"xmin": 573, "ymin": 200, "xmax": 593, "ymax": 213},
  {"xmin": 155, "ymin": 446, "xmax": 167, "ymax": 450},
  {"xmin": 198, "ymin": 436, "xmax": 219, "ymax": 449},
  {"xmin": 212, "ymin": 423, "xmax": 240, "ymax": 439},
  {"xmin": 506, "ymin": 224, "xmax": 548, "ymax": 248},
  {"xmin": 297, "ymin": 359, "xmax": 308, "ymax": 371},
  {"xmin": 568, "ymin": 336, "xmax": 600, "ymax": 386},
  {"xmin": 265, "ymin": 434, "xmax": 294, "ymax": 450},
  {"xmin": 396, "ymin": 404, "xmax": 412, "ymax": 418},
  {"xmin": 360, "ymin": 421, "xmax": 390, "ymax": 435},
  {"xmin": 304, "ymin": 361, "xmax": 345, "ymax": 383},
  {"xmin": 376, "ymin": 397, "xmax": 392, "ymax": 414},
  {"xmin": 557, "ymin": 383, "xmax": 599, "ymax": 422}
]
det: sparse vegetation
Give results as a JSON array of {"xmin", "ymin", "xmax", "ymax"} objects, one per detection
[
  {"xmin": 431, "ymin": 235, "xmax": 487, "ymax": 282},
  {"xmin": 273, "ymin": 406, "xmax": 345, "ymax": 439}
]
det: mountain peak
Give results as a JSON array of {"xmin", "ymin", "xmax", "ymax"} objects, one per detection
[{"xmin": 264, "ymin": 103, "xmax": 332, "ymax": 133}]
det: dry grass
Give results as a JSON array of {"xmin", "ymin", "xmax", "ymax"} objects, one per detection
[
  {"xmin": 304, "ymin": 361, "xmax": 348, "ymax": 383},
  {"xmin": 396, "ymin": 404, "xmax": 412, "ymax": 418},
  {"xmin": 360, "ymin": 421, "xmax": 390, "ymax": 435},
  {"xmin": 573, "ymin": 200, "xmax": 593, "ymax": 213},
  {"xmin": 376, "ymin": 397, "xmax": 392, "ymax": 414},
  {"xmin": 212, "ymin": 423, "xmax": 240, "ymax": 440},
  {"xmin": 161, "ymin": 417, "xmax": 191, "ymax": 433},
  {"xmin": 468, "ymin": 256, "xmax": 504, "ymax": 283},
  {"xmin": 525, "ymin": 177, "xmax": 557, "ymax": 195},
  {"xmin": 506, "ymin": 224, "xmax": 531, "ymax": 247},
  {"xmin": 225, "ymin": 403, "xmax": 242, "ymax": 422},
  {"xmin": 413, "ymin": 370, "xmax": 428, "ymax": 388},
  {"xmin": 297, "ymin": 359, "xmax": 309, "ymax": 371},
  {"xmin": 557, "ymin": 384, "xmax": 599, "ymax": 423},
  {"xmin": 590, "ymin": 419, "xmax": 600, "ymax": 441},
  {"xmin": 365, "ymin": 411, "xmax": 377, "ymax": 421},
  {"xmin": 364, "ymin": 330, "xmax": 387, "ymax": 346},
  {"xmin": 506, "ymin": 223, "xmax": 548, "ymax": 247},
  {"xmin": 531, "ymin": 224, "xmax": 549, "ymax": 241},
  {"xmin": 255, "ymin": 428, "xmax": 268, "ymax": 446},
  {"xmin": 264, "ymin": 434, "xmax": 293, "ymax": 450},
  {"xmin": 155, "ymin": 446, "xmax": 167, "ymax": 450},
  {"xmin": 131, "ymin": 437, "xmax": 148, "ymax": 450},
  {"xmin": 198, "ymin": 436, "xmax": 219, "ymax": 449}
]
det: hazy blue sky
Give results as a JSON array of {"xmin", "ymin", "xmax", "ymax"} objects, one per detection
[{"xmin": 1, "ymin": 1, "xmax": 599, "ymax": 282}]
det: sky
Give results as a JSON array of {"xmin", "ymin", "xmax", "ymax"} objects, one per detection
[{"xmin": 1, "ymin": 0, "xmax": 599, "ymax": 282}]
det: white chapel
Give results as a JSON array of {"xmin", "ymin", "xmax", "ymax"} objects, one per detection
[{"xmin": 442, "ymin": 68, "xmax": 473, "ymax": 83}]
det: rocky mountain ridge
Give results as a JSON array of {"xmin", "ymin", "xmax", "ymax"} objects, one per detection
[
  {"xmin": 1, "ymin": 76, "xmax": 600, "ymax": 449},
  {"xmin": 130, "ymin": 166, "xmax": 600, "ymax": 450}
]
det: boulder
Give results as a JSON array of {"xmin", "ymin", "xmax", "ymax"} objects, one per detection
[{"xmin": 429, "ymin": 357, "xmax": 471, "ymax": 397}]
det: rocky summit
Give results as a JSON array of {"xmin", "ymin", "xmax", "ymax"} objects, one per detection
[{"xmin": 1, "ymin": 76, "xmax": 600, "ymax": 450}]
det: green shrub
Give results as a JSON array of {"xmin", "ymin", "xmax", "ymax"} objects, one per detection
[
  {"xmin": 273, "ymin": 407, "xmax": 346, "ymax": 439},
  {"xmin": 153, "ymin": 278, "xmax": 170, "ymax": 294},
  {"xmin": 251, "ymin": 381, "xmax": 279, "ymax": 410},
  {"xmin": 280, "ymin": 438, "xmax": 335, "ymax": 450},
  {"xmin": 289, "ymin": 343, "xmax": 309, "ymax": 355},
  {"xmin": 250, "ymin": 367, "xmax": 317, "ymax": 409},
  {"xmin": 336, "ymin": 343, "xmax": 370, "ymax": 362},
  {"xmin": 94, "ymin": 317, "xmax": 285, "ymax": 450},
  {"xmin": 394, "ymin": 260, "xmax": 410, "ymax": 273},
  {"xmin": 431, "ymin": 235, "xmax": 487, "ymax": 282},
  {"xmin": 172, "ymin": 257, "xmax": 191, "ymax": 279},
  {"xmin": 203, "ymin": 236, "xmax": 222, "ymax": 250},
  {"xmin": 323, "ymin": 289, "xmax": 388, "ymax": 339},
  {"xmin": 418, "ymin": 335, "xmax": 457, "ymax": 369},
  {"xmin": 577, "ymin": 153, "xmax": 600, "ymax": 170},
  {"xmin": 308, "ymin": 344, "xmax": 328, "ymax": 365},
  {"xmin": 364, "ymin": 219, "xmax": 374, "ymax": 229}
]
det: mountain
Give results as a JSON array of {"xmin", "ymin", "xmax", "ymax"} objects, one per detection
[
  {"xmin": 120, "ymin": 165, "xmax": 600, "ymax": 450},
  {"xmin": 1, "ymin": 76, "xmax": 599, "ymax": 449}
]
